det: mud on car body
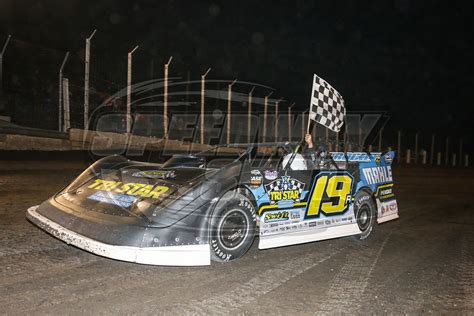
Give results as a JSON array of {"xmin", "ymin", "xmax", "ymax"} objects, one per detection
[{"xmin": 26, "ymin": 143, "xmax": 398, "ymax": 266}]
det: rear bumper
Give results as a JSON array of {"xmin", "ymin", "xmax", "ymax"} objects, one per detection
[{"xmin": 26, "ymin": 205, "xmax": 211, "ymax": 266}]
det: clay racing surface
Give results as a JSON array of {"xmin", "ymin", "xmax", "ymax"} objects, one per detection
[{"xmin": 0, "ymin": 161, "xmax": 473, "ymax": 314}]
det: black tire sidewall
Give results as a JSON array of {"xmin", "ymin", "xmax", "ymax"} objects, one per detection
[
  {"xmin": 210, "ymin": 191, "xmax": 256, "ymax": 262},
  {"xmin": 353, "ymin": 190, "xmax": 376, "ymax": 240}
]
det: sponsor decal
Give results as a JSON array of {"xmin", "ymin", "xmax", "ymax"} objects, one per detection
[
  {"xmin": 264, "ymin": 210, "xmax": 290, "ymax": 223},
  {"xmin": 384, "ymin": 153, "xmax": 393, "ymax": 163},
  {"xmin": 88, "ymin": 179, "xmax": 169, "ymax": 199},
  {"xmin": 331, "ymin": 152, "xmax": 372, "ymax": 162},
  {"xmin": 133, "ymin": 170, "xmax": 175, "ymax": 179},
  {"xmin": 265, "ymin": 176, "xmax": 305, "ymax": 203},
  {"xmin": 380, "ymin": 200, "xmax": 398, "ymax": 215},
  {"xmin": 355, "ymin": 195, "xmax": 371, "ymax": 208},
  {"xmin": 375, "ymin": 183, "xmax": 395, "ymax": 201},
  {"xmin": 264, "ymin": 170, "xmax": 278, "ymax": 180},
  {"xmin": 250, "ymin": 170, "xmax": 263, "ymax": 188},
  {"xmin": 375, "ymin": 155, "xmax": 381, "ymax": 163},
  {"xmin": 88, "ymin": 191, "xmax": 137, "ymax": 207},
  {"xmin": 362, "ymin": 166, "xmax": 393, "ymax": 185},
  {"xmin": 290, "ymin": 210, "xmax": 301, "ymax": 220},
  {"xmin": 309, "ymin": 221, "xmax": 317, "ymax": 227}
]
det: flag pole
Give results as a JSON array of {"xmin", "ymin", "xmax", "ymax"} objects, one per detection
[{"xmin": 306, "ymin": 115, "xmax": 312, "ymax": 134}]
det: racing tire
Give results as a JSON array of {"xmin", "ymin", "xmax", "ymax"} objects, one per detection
[
  {"xmin": 352, "ymin": 190, "xmax": 377, "ymax": 240},
  {"xmin": 210, "ymin": 190, "xmax": 257, "ymax": 263}
]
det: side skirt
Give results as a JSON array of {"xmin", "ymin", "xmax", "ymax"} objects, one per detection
[{"xmin": 258, "ymin": 223, "xmax": 361, "ymax": 249}]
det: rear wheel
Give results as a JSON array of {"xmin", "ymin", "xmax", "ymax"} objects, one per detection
[
  {"xmin": 353, "ymin": 190, "xmax": 377, "ymax": 240},
  {"xmin": 210, "ymin": 190, "xmax": 256, "ymax": 262}
]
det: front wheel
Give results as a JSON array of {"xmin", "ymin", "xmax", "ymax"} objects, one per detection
[
  {"xmin": 210, "ymin": 190, "xmax": 256, "ymax": 262},
  {"xmin": 352, "ymin": 190, "xmax": 377, "ymax": 240}
]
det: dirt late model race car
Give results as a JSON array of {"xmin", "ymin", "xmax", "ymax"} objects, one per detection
[{"xmin": 26, "ymin": 143, "xmax": 398, "ymax": 266}]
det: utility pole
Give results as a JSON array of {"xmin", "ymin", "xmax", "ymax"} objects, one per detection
[
  {"xmin": 126, "ymin": 45, "xmax": 139, "ymax": 134},
  {"xmin": 288, "ymin": 103, "xmax": 295, "ymax": 141},
  {"xmin": 163, "ymin": 56, "xmax": 172, "ymax": 138},
  {"xmin": 226, "ymin": 79, "xmax": 237, "ymax": 144},
  {"xmin": 263, "ymin": 91, "xmax": 273, "ymax": 142},
  {"xmin": 83, "ymin": 29, "xmax": 96, "ymax": 130},
  {"xmin": 200, "ymin": 68, "xmax": 211, "ymax": 144},
  {"xmin": 58, "ymin": 51, "xmax": 69, "ymax": 132},
  {"xmin": 247, "ymin": 86, "xmax": 255, "ymax": 143}
]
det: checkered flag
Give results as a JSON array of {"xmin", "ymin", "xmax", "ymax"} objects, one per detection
[{"xmin": 309, "ymin": 74, "xmax": 346, "ymax": 132}]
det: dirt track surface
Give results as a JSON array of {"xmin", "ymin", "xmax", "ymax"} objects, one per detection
[{"xmin": 0, "ymin": 161, "xmax": 473, "ymax": 314}]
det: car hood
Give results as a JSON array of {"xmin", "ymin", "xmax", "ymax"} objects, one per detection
[{"xmin": 55, "ymin": 164, "xmax": 218, "ymax": 222}]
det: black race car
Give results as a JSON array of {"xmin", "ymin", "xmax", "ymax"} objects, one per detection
[{"xmin": 27, "ymin": 143, "xmax": 398, "ymax": 266}]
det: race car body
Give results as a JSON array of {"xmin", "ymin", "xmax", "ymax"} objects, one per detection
[{"xmin": 26, "ymin": 143, "xmax": 398, "ymax": 266}]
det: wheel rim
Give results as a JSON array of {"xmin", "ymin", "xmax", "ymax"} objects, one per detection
[
  {"xmin": 357, "ymin": 205, "xmax": 371, "ymax": 231},
  {"xmin": 218, "ymin": 209, "xmax": 248, "ymax": 250}
]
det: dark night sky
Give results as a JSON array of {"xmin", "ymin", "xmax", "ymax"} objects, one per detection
[{"xmin": 1, "ymin": 0, "xmax": 473, "ymax": 148}]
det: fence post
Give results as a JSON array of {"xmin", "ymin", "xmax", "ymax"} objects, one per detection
[
  {"xmin": 406, "ymin": 149, "xmax": 411, "ymax": 164},
  {"xmin": 226, "ymin": 79, "xmax": 237, "ymax": 144},
  {"xmin": 421, "ymin": 150, "xmax": 427, "ymax": 165},
  {"xmin": 430, "ymin": 134, "xmax": 435, "ymax": 164},
  {"xmin": 163, "ymin": 56, "xmax": 172, "ymax": 138},
  {"xmin": 445, "ymin": 137, "xmax": 449, "ymax": 166},
  {"xmin": 437, "ymin": 152, "xmax": 441, "ymax": 166},
  {"xmin": 465, "ymin": 155, "xmax": 469, "ymax": 168},
  {"xmin": 126, "ymin": 45, "xmax": 139, "ymax": 134},
  {"xmin": 62, "ymin": 78, "xmax": 70, "ymax": 131},
  {"xmin": 414, "ymin": 133, "xmax": 418, "ymax": 164},
  {"xmin": 397, "ymin": 130, "xmax": 401, "ymax": 164},
  {"xmin": 452, "ymin": 153, "xmax": 456, "ymax": 167},
  {"xmin": 247, "ymin": 86, "xmax": 255, "ymax": 143},
  {"xmin": 288, "ymin": 103, "xmax": 295, "ymax": 141},
  {"xmin": 83, "ymin": 29, "xmax": 97, "ymax": 130},
  {"xmin": 378, "ymin": 128, "xmax": 383, "ymax": 151},
  {"xmin": 200, "ymin": 68, "xmax": 211, "ymax": 144},
  {"xmin": 58, "ymin": 51, "xmax": 69, "ymax": 132},
  {"xmin": 274, "ymin": 98, "xmax": 281, "ymax": 142},
  {"xmin": 301, "ymin": 111, "xmax": 305, "ymax": 140},
  {"xmin": 263, "ymin": 92, "xmax": 273, "ymax": 142},
  {"xmin": 0, "ymin": 34, "xmax": 12, "ymax": 113}
]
